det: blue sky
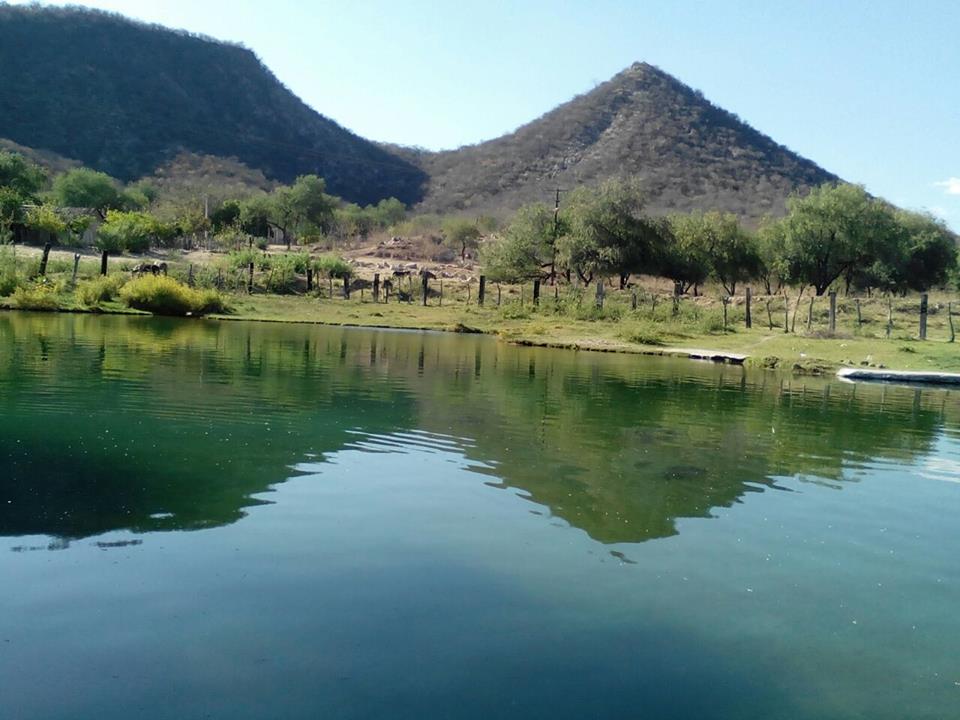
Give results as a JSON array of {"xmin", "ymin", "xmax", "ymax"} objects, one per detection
[{"xmin": 12, "ymin": 0, "xmax": 960, "ymax": 227}]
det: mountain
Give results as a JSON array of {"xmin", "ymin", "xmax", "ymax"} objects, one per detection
[
  {"xmin": 0, "ymin": 6, "xmax": 837, "ymax": 219},
  {"xmin": 405, "ymin": 62, "xmax": 837, "ymax": 218},
  {"xmin": 0, "ymin": 5, "xmax": 426, "ymax": 205}
]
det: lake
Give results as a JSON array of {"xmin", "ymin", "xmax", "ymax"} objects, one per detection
[{"xmin": 1, "ymin": 313, "xmax": 958, "ymax": 719}]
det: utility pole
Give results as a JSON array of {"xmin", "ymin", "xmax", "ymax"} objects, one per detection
[{"xmin": 551, "ymin": 188, "xmax": 562, "ymax": 285}]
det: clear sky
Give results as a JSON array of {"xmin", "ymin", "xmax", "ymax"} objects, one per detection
[{"xmin": 10, "ymin": 0, "xmax": 960, "ymax": 228}]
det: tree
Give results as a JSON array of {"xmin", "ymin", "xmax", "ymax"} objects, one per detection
[
  {"xmin": 561, "ymin": 178, "xmax": 666, "ymax": 287},
  {"xmin": 96, "ymin": 210, "xmax": 170, "ymax": 253},
  {"xmin": 896, "ymin": 211, "xmax": 958, "ymax": 291},
  {"xmin": 334, "ymin": 203, "xmax": 374, "ymax": 241},
  {"xmin": 24, "ymin": 204, "xmax": 66, "ymax": 239},
  {"xmin": 371, "ymin": 198, "xmax": 406, "ymax": 228},
  {"xmin": 483, "ymin": 203, "xmax": 555, "ymax": 283},
  {"xmin": 442, "ymin": 218, "xmax": 481, "ymax": 261},
  {"xmin": 239, "ymin": 196, "xmax": 273, "ymax": 239},
  {"xmin": 0, "ymin": 152, "xmax": 46, "ymax": 197},
  {"xmin": 858, "ymin": 210, "xmax": 959, "ymax": 294},
  {"xmin": 210, "ymin": 199, "xmax": 242, "ymax": 232},
  {"xmin": 755, "ymin": 217, "xmax": 788, "ymax": 295},
  {"xmin": 701, "ymin": 212, "xmax": 760, "ymax": 296},
  {"xmin": 52, "ymin": 168, "xmax": 123, "ymax": 219},
  {"xmin": 664, "ymin": 213, "xmax": 711, "ymax": 294},
  {"xmin": 0, "ymin": 152, "xmax": 46, "ymax": 227},
  {"xmin": 779, "ymin": 183, "xmax": 896, "ymax": 295}
]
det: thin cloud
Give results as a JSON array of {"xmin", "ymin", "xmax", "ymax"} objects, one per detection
[{"xmin": 934, "ymin": 177, "xmax": 960, "ymax": 195}]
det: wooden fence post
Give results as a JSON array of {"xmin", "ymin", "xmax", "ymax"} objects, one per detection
[
  {"xmin": 248, "ymin": 262, "xmax": 254, "ymax": 293},
  {"xmin": 497, "ymin": 284, "xmax": 501, "ymax": 306},
  {"xmin": 596, "ymin": 280, "xmax": 604, "ymax": 308},
  {"xmin": 919, "ymin": 293, "xmax": 928, "ymax": 340},
  {"xmin": 631, "ymin": 290, "xmax": 638, "ymax": 311},
  {"xmin": 745, "ymin": 287, "xmax": 752, "ymax": 328},
  {"xmin": 188, "ymin": 264, "xmax": 194, "ymax": 286},
  {"xmin": 949, "ymin": 302, "xmax": 955, "ymax": 343},
  {"xmin": 807, "ymin": 296, "xmax": 815, "ymax": 332},
  {"xmin": 533, "ymin": 279, "xmax": 540, "ymax": 305},
  {"xmin": 722, "ymin": 296, "xmax": 729, "ymax": 330},
  {"xmin": 422, "ymin": 273, "xmax": 429, "ymax": 306},
  {"xmin": 886, "ymin": 298, "xmax": 893, "ymax": 338},
  {"xmin": 306, "ymin": 267, "xmax": 313, "ymax": 292},
  {"xmin": 344, "ymin": 275, "xmax": 350, "ymax": 299},
  {"xmin": 439, "ymin": 279, "xmax": 443, "ymax": 306},
  {"xmin": 373, "ymin": 273, "xmax": 380, "ymax": 302},
  {"xmin": 856, "ymin": 298, "xmax": 862, "ymax": 330},
  {"xmin": 828, "ymin": 291, "xmax": 837, "ymax": 334},
  {"xmin": 783, "ymin": 294, "xmax": 789, "ymax": 333},
  {"xmin": 100, "ymin": 251, "xmax": 108, "ymax": 276},
  {"xmin": 478, "ymin": 275, "xmax": 486, "ymax": 306},
  {"xmin": 38, "ymin": 243, "xmax": 51, "ymax": 276},
  {"xmin": 765, "ymin": 299, "xmax": 773, "ymax": 330},
  {"xmin": 71, "ymin": 253, "xmax": 80, "ymax": 284}
]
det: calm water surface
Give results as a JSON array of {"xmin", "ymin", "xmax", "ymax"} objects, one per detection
[{"xmin": 1, "ymin": 313, "xmax": 958, "ymax": 719}]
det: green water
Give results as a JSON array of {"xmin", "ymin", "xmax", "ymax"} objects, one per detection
[{"xmin": 1, "ymin": 313, "xmax": 958, "ymax": 719}]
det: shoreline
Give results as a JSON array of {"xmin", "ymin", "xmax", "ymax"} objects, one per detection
[{"xmin": 5, "ymin": 300, "xmax": 949, "ymax": 377}]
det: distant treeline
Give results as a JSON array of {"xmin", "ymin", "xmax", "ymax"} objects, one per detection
[
  {"xmin": 0, "ymin": 151, "xmax": 408, "ymax": 252},
  {"xmin": 484, "ymin": 178, "xmax": 959, "ymax": 296},
  {"xmin": 3, "ymin": 150, "xmax": 957, "ymax": 298}
]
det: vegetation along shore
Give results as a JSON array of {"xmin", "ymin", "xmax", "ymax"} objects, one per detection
[{"xmin": 2, "ymin": 149, "xmax": 958, "ymax": 375}]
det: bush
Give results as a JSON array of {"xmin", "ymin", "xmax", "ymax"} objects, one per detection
[
  {"xmin": 119, "ymin": 275, "xmax": 227, "ymax": 316},
  {"xmin": 13, "ymin": 280, "xmax": 61, "ymax": 310},
  {"xmin": 227, "ymin": 248, "xmax": 269, "ymax": 270},
  {"xmin": 77, "ymin": 274, "xmax": 125, "ymax": 306},
  {"xmin": 619, "ymin": 321, "xmax": 666, "ymax": 346},
  {"xmin": 314, "ymin": 254, "xmax": 352, "ymax": 279},
  {"xmin": 0, "ymin": 246, "xmax": 22, "ymax": 296}
]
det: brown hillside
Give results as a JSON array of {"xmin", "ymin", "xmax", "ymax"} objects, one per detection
[{"xmin": 404, "ymin": 63, "xmax": 837, "ymax": 219}]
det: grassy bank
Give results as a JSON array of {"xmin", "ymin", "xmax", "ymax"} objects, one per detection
[
  {"xmin": 3, "ymin": 244, "xmax": 959, "ymax": 374},
  {"xmin": 215, "ymin": 291, "xmax": 960, "ymax": 374}
]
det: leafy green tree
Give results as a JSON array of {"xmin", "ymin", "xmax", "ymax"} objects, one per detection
[
  {"xmin": 857, "ymin": 210, "xmax": 959, "ymax": 294},
  {"xmin": 483, "ymin": 203, "xmax": 555, "ymax": 282},
  {"xmin": 52, "ymin": 168, "xmax": 123, "ymax": 219},
  {"xmin": 96, "ymin": 210, "xmax": 170, "ymax": 253},
  {"xmin": 334, "ymin": 203, "xmax": 374, "ymax": 240},
  {"xmin": 238, "ymin": 196, "xmax": 271, "ymax": 238},
  {"xmin": 210, "ymin": 199, "xmax": 242, "ymax": 232},
  {"xmin": 780, "ymin": 183, "xmax": 897, "ymax": 295},
  {"xmin": 442, "ymin": 218, "xmax": 482, "ymax": 261},
  {"xmin": 664, "ymin": 213, "xmax": 711, "ymax": 294},
  {"xmin": 371, "ymin": 198, "xmax": 406, "ymax": 228},
  {"xmin": 755, "ymin": 217, "xmax": 788, "ymax": 294},
  {"xmin": 702, "ymin": 211, "xmax": 760, "ymax": 295},
  {"xmin": 561, "ymin": 178, "xmax": 666, "ymax": 287},
  {"xmin": 24, "ymin": 204, "xmax": 66, "ymax": 239},
  {"xmin": 0, "ymin": 152, "xmax": 46, "ymax": 226},
  {"xmin": 896, "ymin": 211, "xmax": 958, "ymax": 291},
  {"xmin": 0, "ymin": 152, "xmax": 46, "ymax": 197}
]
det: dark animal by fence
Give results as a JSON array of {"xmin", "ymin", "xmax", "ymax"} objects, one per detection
[{"xmin": 131, "ymin": 262, "xmax": 168, "ymax": 277}]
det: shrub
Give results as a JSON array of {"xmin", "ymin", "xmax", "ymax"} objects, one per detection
[
  {"xmin": 0, "ymin": 267, "xmax": 19, "ymax": 296},
  {"xmin": 314, "ymin": 254, "xmax": 352, "ymax": 279},
  {"xmin": 619, "ymin": 321, "xmax": 666, "ymax": 346},
  {"xmin": 227, "ymin": 248, "xmax": 269, "ymax": 270},
  {"xmin": 0, "ymin": 246, "xmax": 22, "ymax": 296},
  {"xmin": 119, "ymin": 275, "xmax": 227, "ymax": 316},
  {"xmin": 13, "ymin": 281, "xmax": 61, "ymax": 310},
  {"xmin": 499, "ymin": 303, "xmax": 531, "ymax": 320},
  {"xmin": 77, "ymin": 274, "xmax": 125, "ymax": 306}
]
